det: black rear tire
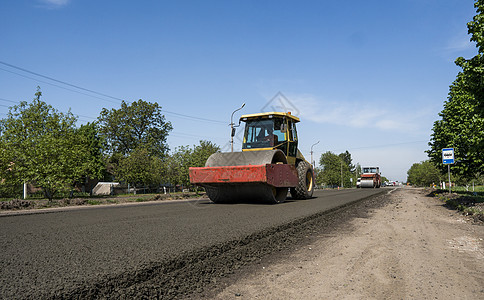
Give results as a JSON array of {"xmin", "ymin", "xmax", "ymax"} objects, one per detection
[
  {"xmin": 205, "ymin": 186, "xmax": 228, "ymax": 203},
  {"xmin": 290, "ymin": 161, "xmax": 314, "ymax": 199},
  {"xmin": 205, "ymin": 184, "xmax": 287, "ymax": 204}
]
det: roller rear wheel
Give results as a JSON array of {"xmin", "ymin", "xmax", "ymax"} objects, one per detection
[
  {"xmin": 290, "ymin": 161, "xmax": 314, "ymax": 199},
  {"xmin": 206, "ymin": 184, "xmax": 287, "ymax": 204}
]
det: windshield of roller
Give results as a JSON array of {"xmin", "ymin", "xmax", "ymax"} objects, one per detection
[
  {"xmin": 243, "ymin": 118, "xmax": 286, "ymax": 149},
  {"xmin": 363, "ymin": 167, "xmax": 378, "ymax": 173}
]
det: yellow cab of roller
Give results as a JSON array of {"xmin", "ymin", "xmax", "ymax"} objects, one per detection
[{"xmin": 240, "ymin": 111, "xmax": 307, "ymax": 166}]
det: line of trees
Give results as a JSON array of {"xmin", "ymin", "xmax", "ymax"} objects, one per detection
[
  {"xmin": 0, "ymin": 87, "xmax": 220, "ymax": 200},
  {"xmin": 406, "ymin": 160, "xmax": 441, "ymax": 187},
  {"xmin": 316, "ymin": 150, "xmax": 360, "ymax": 187},
  {"xmin": 406, "ymin": 159, "xmax": 484, "ymax": 187},
  {"xmin": 427, "ymin": 0, "xmax": 483, "ymax": 185}
]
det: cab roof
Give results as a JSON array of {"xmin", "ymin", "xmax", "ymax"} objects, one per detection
[{"xmin": 240, "ymin": 112, "xmax": 300, "ymax": 123}]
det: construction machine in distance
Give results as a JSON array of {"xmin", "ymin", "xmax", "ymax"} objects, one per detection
[
  {"xmin": 189, "ymin": 112, "xmax": 314, "ymax": 204},
  {"xmin": 360, "ymin": 166, "xmax": 381, "ymax": 188}
]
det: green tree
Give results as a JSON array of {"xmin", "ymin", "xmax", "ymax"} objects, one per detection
[
  {"xmin": 167, "ymin": 140, "xmax": 220, "ymax": 188},
  {"xmin": 75, "ymin": 122, "xmax": 106, "ymax": 190},
  {"xmin": 115, "ymin": 147, "xmax": 165, "ymax": 192},
  {"xmin": 191, "ymin": 140, "xmax": 220, "ymax": 167},
  {"xmin": 354, "ymin": 163, "xmax": 362, "ymax": 184},
  {"xmin": 0, "ymin": 88, "xmax": 100, "ymax": 200},
  {"xmin": 428, "ymin": 0, "xmax": 484, "ymax": 182},
  {"xmin": 467, "ymin": 0, "xmax": 484, "ymax": 114},
  {"xmin": 339, "ymin": 150, "xmax": 355, "ymax": 173},
  {"xmin": 319, "ymin": 151, "xmax": 343, "ymax": 187},
  {"xmin": 313, "ymin": 167, "xmax": 323, "ymax": 187},
  {"xmin": 338, "ymin": 150, "xmax": 355, "ymax": 187},
  {"xmin": 167, "ymin": 145, "xmax": 192, "ymax": 187},
  {"xmin": 98, "ymin": 99, "xmax": 173, "ymax": 158},
  {"xmin": 407, "ymin": 160, "xmax": 441, "ymax": 187},
  {"xmin": 355, "ymin": 163, "xmax": 362, "ymax": 177}
]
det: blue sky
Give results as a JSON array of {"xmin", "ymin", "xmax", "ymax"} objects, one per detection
[{"xmin": 0, "ymin": 0, "xmax": 479, "ymax": 182}]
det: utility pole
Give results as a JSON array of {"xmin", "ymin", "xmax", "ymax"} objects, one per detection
[
  {"xmin": 340, "ymin": 160, "xmax": 343, "ymax": 188},
  {"xmin": 310, "ymin": 141, "xmax": 320, "ymax": 168},
  {"xmin": 230, "ymin": 103, "xmax": 245, "ymax": 152},
  {"xmin": 448, "ymin": 164, "xmax": 451, "ymax": 194}
]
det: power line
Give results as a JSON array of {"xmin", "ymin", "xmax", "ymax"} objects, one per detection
[
  {"xmin": 161, "ymin": 110, "xmax": 226, "ymax": 124},
  {"xmin": 1, "ymin": 98, "xmax": 223, "ymax": 143},
  {"xmin": 0, "ymin": 61, "xmax": 227, "ymax": 125},
  {"xmin": 0, "ymin": 61, "xmax": 125, "ymax": 102},
  {"xmin": 0, "ymin": 96, "xmax": 98, "ymax": 121},
  {"xmin": 0, "ymin": 97, "xmax": 18, "ymax": 104},
  {"xmin": 1, "ymin": 94, "xmax": 226, "ymax": 127},
  {"xmin": 311, "ymin": 140, "xmax": 429, "ymax": 157},
  {"xmin": 346, "ymin": 140, "xmax": 428, "ymax": 151},
  {"xmin": 0, "ymin": 67, "xmax": 120, "ymax": 104}
]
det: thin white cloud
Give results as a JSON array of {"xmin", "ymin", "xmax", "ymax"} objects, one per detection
[
  {"xmin": 439, "ymin": 29, "xmax": 477, "ymax": 61},
  {"xmin": 445, "ymin": 34, "xmax": 475, "ymax": 53},
  {"xmin": 37, "ymin": 0, "xmax": 70, "ymax": 9},
  {"xmin": 285, "ymin": 93, "xmax": 429, "ymax": 133}
]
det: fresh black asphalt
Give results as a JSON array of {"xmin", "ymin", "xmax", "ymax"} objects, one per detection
[{"xmin": 0, "ymin": 188, "xmax": 386, "ymax": 299}]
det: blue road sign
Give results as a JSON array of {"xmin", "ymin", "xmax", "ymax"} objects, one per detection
[{"xmin": 442, "ymin": 148, "xmax": 454, "ymax": 164}]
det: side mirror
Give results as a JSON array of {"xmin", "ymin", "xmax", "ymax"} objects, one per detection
[{"xmin": 231, "ymin": 127, "xmax": 236, "ymax": 137}]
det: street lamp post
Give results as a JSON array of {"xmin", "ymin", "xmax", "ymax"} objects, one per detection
[
  {"xmin": 310, "ymin": 141, "xmax": 320, "ymax": 168},
  {"xmin": 230, "ymin": 103, "xmax": 245, "ymax": 152}
]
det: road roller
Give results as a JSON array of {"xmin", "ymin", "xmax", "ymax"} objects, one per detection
[
  {"xmin": 189, "ymin": 112, "xmax": 314, "ymax": 203},
  {"xmin": 360, "ymin": 166, "xmax": 381, "ymax": 188}
]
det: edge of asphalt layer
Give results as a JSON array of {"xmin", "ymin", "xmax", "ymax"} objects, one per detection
[
  {"xmin": 0, "ymin": 197, "xmax": 202, "ymax": 217},
  {"xmin": 44, "ymin": 189, "xmax": 389, "ymax": 299}
]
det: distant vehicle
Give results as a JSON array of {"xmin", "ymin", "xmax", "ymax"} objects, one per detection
[
  {"xmin": 360, "ymin": 167, "xmax": 381, "ymax": 188},
  {"xmin": 356, "ymin": 178, "xmax": 361, "ymax": 188}
]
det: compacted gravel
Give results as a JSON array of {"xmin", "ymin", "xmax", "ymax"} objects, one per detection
[
  {"xmin": 211, "ymin": 188, "xmax": 484, "ymax": 300},
  {"xmin": 0, "ymin": 189, "xmax": 384, "ymax": 299}
]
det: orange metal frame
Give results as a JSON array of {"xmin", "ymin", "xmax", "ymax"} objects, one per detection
[{"xmin": 189, "ymin": 164, "xmax": 298, "ymax": 188}]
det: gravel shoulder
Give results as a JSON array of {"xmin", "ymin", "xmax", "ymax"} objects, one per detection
[{"xmin": 212, "ymin": 188, "xmax": 484, "ymax": 299}]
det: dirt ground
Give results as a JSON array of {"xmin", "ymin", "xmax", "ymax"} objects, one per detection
[{"xmin": 212, "ymin": 188, "xmax": 484, "ymax": 300}]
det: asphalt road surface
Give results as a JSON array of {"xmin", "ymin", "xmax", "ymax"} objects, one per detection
[{"xmin": 0, "ymin": 188, "xmax": 385, "ymax": 299}]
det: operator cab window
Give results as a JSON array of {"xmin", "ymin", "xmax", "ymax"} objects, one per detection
[
  {"xmin": 287, "ymin": 121, "xmax": 298, "ymax": 157},
  {"xmin": 290, "ymin": 121, "xmax": 297, "ymax": 142},
  {"xmin": 273, "ymin": 118, "xmax": 286, "ymax": 146},
  {"xmin": 243, "ymin": 119, "xmax": 274, "ymax": 149},
  {"xmin": 243, "ymin": 117, "xmax": 289, "ymax": 149}
]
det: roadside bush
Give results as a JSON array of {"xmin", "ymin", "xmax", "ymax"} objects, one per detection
[
  {"xmin": 431, "ymin": 188, "xmax": 484, "ymax": 223},
  {"xmin": 0, "ymin": 199, "xmax": 32, "ymax": 210}
]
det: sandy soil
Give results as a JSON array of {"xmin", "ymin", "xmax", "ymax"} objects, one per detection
[{"xmin": 213, "ymin": 188, "xmax": 484, "ymax": 299}]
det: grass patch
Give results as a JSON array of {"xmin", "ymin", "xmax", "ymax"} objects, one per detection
[
  {"xmin": 450, "ymin": 185, "xmax": 484, "ymax": 193},
  {"xmin": 429, "ymin": 187, "xmax": 484, "ymax": 222},
  {"xmin": 87, "ymin": 200, "xmax": 102, "ymax": 205}
]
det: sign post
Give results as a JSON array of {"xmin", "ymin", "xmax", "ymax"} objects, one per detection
[{"xmin": 442, "ymin": 148, "xmax": 454, "ymax": 193}]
